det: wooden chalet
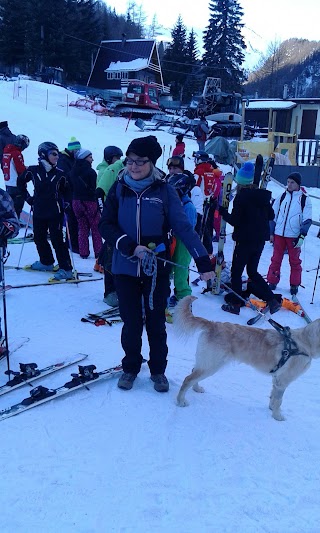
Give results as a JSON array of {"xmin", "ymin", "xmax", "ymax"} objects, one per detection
[{"xmin": 87, "ymin": 36, "xmax": 169, "ymax": 94}]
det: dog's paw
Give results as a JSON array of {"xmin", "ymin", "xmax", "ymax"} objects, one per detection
[
  {"xmin": 176, "ymin": 397, "xmax": 189, "ymax": 407},
  {"xmin": 272, "ymin": 411, "xmax": 286, "ymax": 421},
  {"xmin": 193, "ymin": 384, "xmax": 205, "ymax": 393}
]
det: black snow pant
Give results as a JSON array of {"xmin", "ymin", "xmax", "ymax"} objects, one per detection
[
  {"xmin": 33, "ymin": 214, "xmax": 72, "ymax": 270},
  {"xmin": 114, "ymin": 273, "xmax": 170, "ymax": 376},
  {"xmin": 230, "ymin": 240, "xmax": 274, "ymax": 304}
]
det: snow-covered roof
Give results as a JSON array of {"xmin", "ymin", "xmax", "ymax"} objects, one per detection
[
  {"xmin": 246, "ymin": 100, "xmax": 296, "ymax": 110},
  {"xmin": 105, "ymin": 58, "xmax": 149, "ymax": 72}
]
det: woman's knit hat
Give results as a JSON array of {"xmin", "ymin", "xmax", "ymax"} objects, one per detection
[
  {"xmin": 67, "ymin": 137, "xmax": 81, "ymax": 152},
  {"xmin": 126, "ymin": 136, "xmax": 162, "ymax": 165},
  {"xmin": 76, "ymin": 148, "xmax": 92, "ymax": 160},
  {"xmin": 235, "ymin": 162, "xmax": 254, "ymax": 185}
]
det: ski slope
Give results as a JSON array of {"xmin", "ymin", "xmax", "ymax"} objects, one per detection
[{"xmin": 0, "ymin": 78, "xmax": 320, "ymax": 533}]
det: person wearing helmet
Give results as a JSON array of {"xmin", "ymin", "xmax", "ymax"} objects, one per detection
[
  {"xmin": 19, "ymin": 141, "xmax": 74, "ymax": 280},
  {"xmin": 1, "ymin": 134, "xmax": 31, "ymax": 219},
  {"xmin": 96, "ymin": 145, "xmax": 124, "ymax": 306},
  {"xmin": 166, "ymin": 173, "xmax": 197, "ymax": 315},
  {"xmin": 57, "ymin": 137, "xmax": 82, "ymax": 254},
  {"xmin": 172, "ymin": 134, "xmax": 185, "ymax": 157}
]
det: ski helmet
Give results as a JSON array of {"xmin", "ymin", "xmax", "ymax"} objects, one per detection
[
  {"xmin": 16, "ymin": 134, "xmax": 30, "ymax": 151},
  {"xmin": 168, "ymin": 173, "xmax": 195, "ymax": 197},
  {"xmin": 194, "ymin": 150, "xmax": 209, "ymax": 164},
  {"xmin": 167, "ymin": 155, "xmax": 184, "ymax": 170},
  {"xmin": 103, "ymin": 146, "xmax": 123, "ymax": 165},
  {"xmin": 38, "ymin": 142, "xmax": 59, "ymax": 161}
]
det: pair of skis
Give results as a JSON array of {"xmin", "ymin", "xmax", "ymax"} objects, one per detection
[
  {"xmin": 0, "ymin": 354, "xmax": 127, "ymax": 421},
  {"xmin": 247, "ymin": 294, "xmax": 312, "ymax": 326}
]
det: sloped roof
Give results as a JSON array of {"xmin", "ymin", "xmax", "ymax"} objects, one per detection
[
  {"xmin": 106, "ymin": 58, "xmax": 149, "ymax": 72},
  {"xmin": 88, "ymin": 39, "xmax": 156, "ymax": 88},
  {"xmin": 247, "ymin": 100, "xmax": 296, "ymax": 110}
]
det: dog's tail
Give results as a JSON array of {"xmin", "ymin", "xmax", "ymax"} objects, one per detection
[{"xmin": 174, "ymin": 295, "xmax": 211, "ymax": 338}]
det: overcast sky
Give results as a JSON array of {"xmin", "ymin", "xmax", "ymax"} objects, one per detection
[{"xmin": 104, "ymin": 0, "xmax": 319, "ymax": 68}]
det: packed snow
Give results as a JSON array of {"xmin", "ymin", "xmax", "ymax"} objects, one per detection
[{"xmin": 0, "ymin": 79, "xmax": 320, "ymax": 533}]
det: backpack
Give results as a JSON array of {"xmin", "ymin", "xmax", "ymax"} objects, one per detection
[
  {"xmin": 194, "ymin": 124, "xmax": 206, "ymax": 141},
  {"xmin": 202, "ymin": 172, "xmax": 222, "ymax": 198}
]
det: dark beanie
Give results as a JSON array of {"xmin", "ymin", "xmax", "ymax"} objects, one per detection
[
  {"xmin": 126, "ymin": 135, "xmax": 162, "ymax": 165},
  {"xmin": 0, "ymin": 121, "xmax": 8, "ymax": 129},
  {"xmin": 288, "ymin": 172, "xmax": 301, "ymax": 186}
]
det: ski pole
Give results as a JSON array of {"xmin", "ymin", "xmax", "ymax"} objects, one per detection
[
  {"xmin": 161, "ymin": 145, "xmax": 166, "ymax": 170},
  {"xmin": 310, "ymin": 257, "xmax": 320, "ymax": 304},
  {"xmin": 0, "ymin": 245, "xmax": 11, "ymax": 375},
  {"xmin": 16, "ymin": 207, "xmax": 33, "ymax": 269},
  {"xmin": 64, "ymin": 212, "xmax": 78, "ymax": 281}
]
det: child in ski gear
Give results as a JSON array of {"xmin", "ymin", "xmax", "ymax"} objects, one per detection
[
  {"xmin": 71, "ymin": 149, "xmax": 102, "ymax": 261},
  {"xmin": 267, "ymin": 172, "xmax": 312, "ymax": 295},
  {"xmin": 0, "ymin": 187, "xmax": 20, "ymax": 245},
  {"xmin": 172, "ymin": 134, "xmax": 185, "ymax": 157},
  {"xmin": 99, "ymin": 135, "xmax": 215, "ymax": 392},
  {"xmin": 194, "ymin": 115, "xmax": 209, "ymax": 151},
  {"xmin": 167, "ymin": 173, "xmax": 197, "ymax": 304},
  {"xmin": 57, "ymin": 137, "xmax": 81, "ymax": 254},
  {"xmin": 0, "ymin": 121, "xmax": 16, "ymax": 163},
  {"xmin": 19, "ymin": 142, "xmax": 74, "ymax": 280},
  {"xmin": 2, "ymin": 134, "xmax": 31, "ymax": 219},
  {"xmin": 166, "ymin": 155, "xmax": 203, "ymax": 232},
  {"xmin": 219, "ymin": 162, "xmax": 280, "ymax": 315},
  {"xmin": 96, "ymin": 145, "xmax": 124, "ymax": 306}
]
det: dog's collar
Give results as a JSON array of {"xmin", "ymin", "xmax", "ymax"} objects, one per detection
[{"xmin": 269, "ymin": 319, "xmax": 309, "ymax": 374}]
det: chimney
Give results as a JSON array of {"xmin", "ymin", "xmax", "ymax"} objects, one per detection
[{"xmin": 122, "ymin": 33, "xmax": 126, "ymax": 47}]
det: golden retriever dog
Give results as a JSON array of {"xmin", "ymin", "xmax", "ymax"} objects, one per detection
[{"xmin": 174, "ymin": 296, "xmax": 320, "ymax": 421}]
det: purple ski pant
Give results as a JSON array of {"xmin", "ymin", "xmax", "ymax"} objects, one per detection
[{"xmin": 72, "ymin": 200, "xmax": 102, "ymax": 258}]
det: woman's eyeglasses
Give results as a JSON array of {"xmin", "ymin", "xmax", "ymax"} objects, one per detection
[{"xmin": 126, "ymin": 158, "xmax": 150, "ymax": 166}]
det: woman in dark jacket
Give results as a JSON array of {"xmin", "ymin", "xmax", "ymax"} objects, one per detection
[
  {"xmin": 219, "ymin": 162, "xmax": 281, "ymax": 315},
  {"xmin": 99, "ymin": 135, "xmax": 214, "ymax": 393},
  {"xmin": 71, "ymin": 149, "xmax": 102, "ymax": 259}
]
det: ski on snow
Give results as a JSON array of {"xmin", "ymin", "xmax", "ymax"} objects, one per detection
[
  {"xmin": 8, "ymin": 277, "xmax": 102, "ymax": 289},
  {"xmin": 0, "ymin": 353, "xmax": 88, "ymax": 397},
  {"xmin": 0, "ymin": 362, "xmax": 125, "ymax": 421},
  {"xmin": 291, "ymin": 294, "xmax": 312, "ymax": 324}
]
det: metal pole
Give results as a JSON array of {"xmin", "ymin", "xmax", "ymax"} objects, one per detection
[
  {"xmin": 0, "ymin": 245, "xmax": 11, "ymax": 374},
  {"xmin": 310, "ymin": 257, "xmax": 320, "ymax": 304}
]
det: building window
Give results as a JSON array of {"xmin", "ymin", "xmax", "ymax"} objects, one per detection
[{"xmin": 106, "ymin": 71, "xmax": 128, "ymax": 80}]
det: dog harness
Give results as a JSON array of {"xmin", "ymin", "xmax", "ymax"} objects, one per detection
[{"xmin": 269, "ymin": 318, "xmax": 309, "ymax": 374}]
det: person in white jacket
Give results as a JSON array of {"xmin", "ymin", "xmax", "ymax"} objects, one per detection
[{"xmin": 267, "ymin": 172, "xmax": 312, "ymax": 295}]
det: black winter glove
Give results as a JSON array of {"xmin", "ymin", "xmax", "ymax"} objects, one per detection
[
  {"xmin": 195, "ymin": 255, "xmax": 214, "ymax": 274},
  {"xmin": 219, "ymin": 206, "xmax": 228, "ymax": 218}
]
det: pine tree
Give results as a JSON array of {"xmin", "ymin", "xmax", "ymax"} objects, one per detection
[
  {"xmin": 202, "ymin": 0, "xmax": 246, "ymax": 91},
  {"xmin": 162, "ymin": 15, "xmax": 188, "ymax": 100},
  {"xmin": 183, "ymin": 29, "xmax": 203, "ymax": 103}
]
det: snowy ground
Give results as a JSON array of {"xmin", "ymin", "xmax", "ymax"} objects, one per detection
[{"xmin": 0, "ymin": 79, "xmax": 320, "ymax": 533}]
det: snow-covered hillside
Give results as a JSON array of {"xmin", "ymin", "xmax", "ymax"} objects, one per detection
[{"xmin": 0, "ymin": 79, "xmax": 320, "ymax": 533}]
